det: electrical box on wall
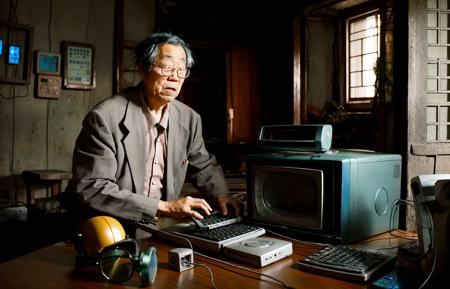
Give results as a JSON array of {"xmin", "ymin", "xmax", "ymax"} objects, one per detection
[
  {"xmin": 0, "ymin": 20, "xmax": 33, "ymax": 85},
  {"xmin": 33, "ymin": 51, "xmax": 62, "ymax": 99},
  {"xmin": 35, "ymin": 74, "xmax": 61, "ymax": 99}
]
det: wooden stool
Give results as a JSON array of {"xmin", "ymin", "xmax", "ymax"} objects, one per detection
[{"xmin": 22, "ymin": 170, "xmax": 73, "ymax": 208}]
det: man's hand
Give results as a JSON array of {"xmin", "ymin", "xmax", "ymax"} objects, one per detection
[
  {"xmin": 216, "ymin": 194, "xmax": 243, "ymax": 216},
  {"xmin": 157, "ymin": 196, "xmax": 212, "ymax": 219}
]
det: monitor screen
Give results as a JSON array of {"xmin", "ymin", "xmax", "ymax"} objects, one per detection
[
  {"xmin": 8, "ymin": 45, "xmax": 20, "ymax": 64},
  {"xmin": 262, "ymin": 170, "xmax": 319, "ymax": 214},
  {"xmin": 0, "ymin": 39, "xmax": 3, "ymax": 56},
  {"xmin": 251, "ymin": 166, "xmax": 324, "ymax": 229},
  {"xmin": 36, "ymin": 52, "xmax": 61, "ymax": 75}
]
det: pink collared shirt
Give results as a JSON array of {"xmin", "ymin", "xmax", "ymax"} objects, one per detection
[{"xmin": 140, "ymin": 95, "xmax": 169, "ymax": 200}]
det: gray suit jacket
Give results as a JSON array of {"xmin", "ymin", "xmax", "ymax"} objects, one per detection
[{"xmin": 67, "ymin": 83, "xmax": 228, "ymax": 223}]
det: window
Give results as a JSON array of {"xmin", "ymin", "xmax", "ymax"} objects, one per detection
[
  {"xmin": 427, "ymin": 0, "xmax": 450, "ymax": 141},
  {"xmin": 346, "ymin": 11, "xmax": 380, "ymax": 107}
]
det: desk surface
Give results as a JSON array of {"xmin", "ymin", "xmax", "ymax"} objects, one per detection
[{"xmin": 0, "ymin": 226, "xmax": 416, "ymax": 289}]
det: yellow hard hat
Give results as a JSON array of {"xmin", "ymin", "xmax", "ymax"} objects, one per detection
[{"xmin": 80, "ymin": 216, "xmax": 126, "ymax": 256}]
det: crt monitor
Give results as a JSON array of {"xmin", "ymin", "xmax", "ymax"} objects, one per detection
[{"xmin": 246, "ymin": 150, "xmax": 402, "ymax": 244}]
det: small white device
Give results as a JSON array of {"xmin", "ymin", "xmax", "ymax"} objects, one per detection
[
  {"xmin": 168, "ymin": 248, "xmax": 194, "ymax": 272},
  {"xmin": 223, "ymin": 237, "xmax": 293, "ymax": 267}
]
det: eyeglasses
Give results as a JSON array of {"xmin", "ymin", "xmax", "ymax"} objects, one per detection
[
  {"xmin": 97, "ymin": 238, "xmax": 157, "ymax": 285},
  {"xmin": 99, "ymin": 246, "xmax": 157, "ymax": 285},
  {"xmin": 152, "ymin": 63, "xmax": 191, "ymax": 78},
  {"xmin": 73, "ymin": 236, "xmax": 158, "ymax": 286}
]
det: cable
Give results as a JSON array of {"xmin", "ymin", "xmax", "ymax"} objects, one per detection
[
  {"xmin": 264, "ymin": 229, "xmax": 329, "ymax": 257},
  {"xmin": 266, "ymin": 224, "xmax": 417, "ymax": 264},
  {"xmin": 46, "ymin": 100, "xmax": 51, "ymax": 170},
  {"xmin": 48, "ymin": 0, "xmax": 53, "ymax": 51},
  {"xmin": 388, "ymin": 199, "xmax": 418, "ymax": 246},
  {"xmin": 389, "ymin": 199, "xmax": 412, "ymax": 233},
  {"xmin": 156, "ymin": 229, "xmax": 194, "ymax": 250},
  {"xmin": 183, "ymin": 261, "xmax": 217, "ymax": 289},
  {"xmin": 389, "ymin": 196, "xmax": 437, "ymax": 288},
  {"xmin": 156, "ymin": 230, "xmax": 218, "ymax": 288},
  {"xmin": 11, "ymin": 85, "xmax": 16, "ymax": 176},
  {"xmin": 418, "ymin": 248, "xmax": 436, "ymax": 289},
  {"xmin": 423, "ymin": 203, "xmax": 434, "ymax": 255},
  {"xmin": 156, "ymin": 230, "xmax": 291, "ymax": 288},
  {"xmin": 9, "ymin": 0, "xmax": 18, "ymax": 23},
  {"xmin": 84, "ymin": 0, "xmax": 92, "ymax": 41},
  {"xmin": 46, "ymin": 0, "xmax": 55, "ymax": 170},
  {"xmin": 265, "ymin": 229, "xmax": 328, "ymax": 247},
  {"xmin": 194, "ymin": 250, "xmax": 290, "ymax": 289},
  {"xmin": 417, "ymin": 205, "xmax": 436, "ymax": 289}
]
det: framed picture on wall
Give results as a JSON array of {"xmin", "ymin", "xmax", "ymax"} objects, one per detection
[
  {"xmin": 0, "ymin": 20, "xmax": 33, "ymax": 85},
  {"xmin": 61, "ymin": 41, "xmax": 95, "ymax": 89}
]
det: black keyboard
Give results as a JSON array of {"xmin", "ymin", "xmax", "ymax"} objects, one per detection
[
  {"xmin": 186, "ymin": 223, "xmax": 262, "ymax": 241},
  {"xmin": 192, "ymin": 213, "xmax": 242, "ymax": 230},
  {"xmin": 297, "ymin": 245, "xmax": 396, "ymax": 282}
]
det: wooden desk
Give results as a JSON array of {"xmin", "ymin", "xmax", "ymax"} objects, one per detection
[{"xmin": 0, "ymin": 229, "xmax": 417, "ymax": 289}]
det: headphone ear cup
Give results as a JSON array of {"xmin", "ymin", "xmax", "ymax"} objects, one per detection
[{"xmin": 138, "ymin": 247, "xmax": 158, "ymax": 285}]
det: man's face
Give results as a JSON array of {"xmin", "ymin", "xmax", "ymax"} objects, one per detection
[{"xmin": 140, "ymin": 44, "xmax": 187, "ymax": 107}]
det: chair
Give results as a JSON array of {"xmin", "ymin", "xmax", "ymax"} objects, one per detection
[{"xmin": 22, "ymin": 170, "xmax": 73, "ymax": 213}]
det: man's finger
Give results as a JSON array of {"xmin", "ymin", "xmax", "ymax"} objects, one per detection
[
  {"xmin": 198, "ymin": 198, "xmax": 212, "ymax": 212},
  {"xmin": 231, "ymin": 201, "xmax": 241, "ymax": 216},
  {"xmin": 188, "ymin": 198, "xmax": 211, "ymax": 214},
  {"xmin": 191, "ymin": 203, "xmax": 211, "ymax": 216},
  {"xmin": 219, "ymin": 200, "xmax": 228, "ymax": 216},
  {"xmin": 191, "ymin": 209, "xmax": 204, "ymax": 220}
]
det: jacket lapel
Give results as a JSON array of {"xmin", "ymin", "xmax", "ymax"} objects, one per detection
[
  {"xmin": 167, "ymin": 102, "xmax": 189, "ymax": 200},
  {"xmin": 122, "ymin": 87, "xmax": 146, "ymax": 195}
]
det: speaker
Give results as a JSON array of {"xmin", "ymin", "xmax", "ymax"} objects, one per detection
[{"xmin": 257, "ymin": 124, "xmax": 333, "ymax": 152}]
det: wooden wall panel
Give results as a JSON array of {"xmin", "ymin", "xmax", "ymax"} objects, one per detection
[{"xmin": 227, "ymin": 47, "xmax": 261, "ymax": 144}]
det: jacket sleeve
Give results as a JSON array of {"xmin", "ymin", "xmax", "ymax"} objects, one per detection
[{"xmin": 67, "ymin": 108, "xmax": 158, "ymax": 223}]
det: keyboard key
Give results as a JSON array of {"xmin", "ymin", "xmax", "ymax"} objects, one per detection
[
  {"xmin": 298, "ymin": 245, "xmax": 396, "ymax": 282},
  {"xmin": 187, "ymin": 224, "xmax": 262, "ymax": 241},
  {"xmin": 192, "ymin": 213, "xmax": 242, "ymax": 230}
]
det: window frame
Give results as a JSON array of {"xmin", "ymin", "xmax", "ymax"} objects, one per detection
[
  {"xmin": 344, "ymin": 8, "xmax": 381, "ymax": 111},
  {"xmin": 425, "ymin": 1, "xmax": 450, "ymax": 142}
]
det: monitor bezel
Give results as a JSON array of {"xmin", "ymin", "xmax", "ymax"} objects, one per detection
[
  {"xmin": 250, "ymin": 165, "xmax": 325, "ymax": 230},
  {"xmin": 35, "ymin": 51, "xmax": 61, "ymax": 75}
]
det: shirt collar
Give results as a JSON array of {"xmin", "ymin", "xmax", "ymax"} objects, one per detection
[{"xmin": 139, "ymin": 87, "xmax": 170, "ymax": 129}]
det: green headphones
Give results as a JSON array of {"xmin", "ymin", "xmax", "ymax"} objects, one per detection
[
  {"xmin": 73, "ymin": 216, "xmax": 157, "ymax": 286},
  {"xmin": 98, "ymin": 238, "xmax": 157, "ymax": 286}
]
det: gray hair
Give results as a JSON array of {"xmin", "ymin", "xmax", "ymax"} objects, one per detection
[{"xmin": 135, "ymin": 32, "xmax": 195, "ymax": 71}]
